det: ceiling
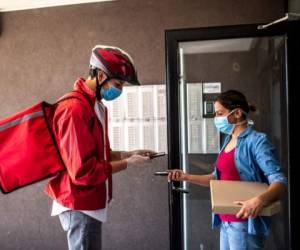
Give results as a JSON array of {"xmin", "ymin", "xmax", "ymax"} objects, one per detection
[{"xmin": 0, "ymin": 0, "xmax": 115, "ymax": 12}]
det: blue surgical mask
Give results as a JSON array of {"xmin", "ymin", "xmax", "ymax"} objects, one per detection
[
  {"xmin": 214, "ymin": 109, "xmax": 246, "ymax": 135},
  {"xmin": 214, "ymin": 115, "xmax": 235, "ymax": 135},
  {"xmin": 100, "ymin": 85, "xmax": 122, "ymax": 101}
]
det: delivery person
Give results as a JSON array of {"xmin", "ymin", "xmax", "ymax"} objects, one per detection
[
  {"xmin": 168, "ymin": 90, "xmax": 287, "ymax": 250},
  {"xmin": 44, "ymin": 45, "xmax": 153, "ymax": 250}
]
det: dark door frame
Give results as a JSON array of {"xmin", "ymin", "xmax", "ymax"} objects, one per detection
[{"xmin": 165, "ymin": 21, "xmax": 300, "ymax": 250}]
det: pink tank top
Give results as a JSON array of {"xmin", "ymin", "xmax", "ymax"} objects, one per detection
[{"xmin": 216, "ymin": 148, "xmax": 246, "ymax": 222}]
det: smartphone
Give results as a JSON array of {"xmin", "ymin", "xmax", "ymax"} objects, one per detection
[
  {"xmin": 150, "ymin": 152, "xmax": 166, "ymax": 159},
  {"xmin": 154, "ymin": 171, "xmax": 169, "ymax": 176}
]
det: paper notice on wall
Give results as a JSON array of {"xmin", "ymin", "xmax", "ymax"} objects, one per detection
[
  {"xmin": 187, "ymin": 83, "xmax": 202, "ymax": 119},
  {"xmin": 154, "ymin": 85, "xmax": 166, "ymax": 119},
  {"xmin": 156, "ymin": 120, "xmax": 167, "ymax": 152},
  {"xmin": 104, "ymin": 97, "xmax": 124, "ymax": 122},
  {"xmin": 188, "ymin": 121, "xmax": 203, "ymax": 153},
  {"xmin": 124, "ymin": 86, "xmax": 139, "ymax": 120},
  {"xmin": 108, "ymin": 122, "xmax": 124, "ymax": 150},
  {"xmin": 140, "ymin": 86, "xmax": 154, "ymax": 120},
  {"xmin": 104, "ymin": 84, "xmax": 167, "ymax": 152},
  {"xmin": 186, "ymin": 83, "xmax": 219, "ymax": 154},
  {"xmin": 110, "ymin": 97, "xmax": 124, "ymax": 121},
  {"xmin": 124, "ymin": 121, "xmax": 140, "ymax": 151},
  {"xmin": 187, "ymin": 83, "xmax": 203, "ymax": 153},
  {"xmin": 203, "ymin": 118, "xmax": 220, "ymax": 153},
  {"xmin": 203, "ymin": 82, "xmax": 221, "ymax": 94},
  {"xmin": 141, "ymin": 121, "xmax": 155, "ymax": 150}
]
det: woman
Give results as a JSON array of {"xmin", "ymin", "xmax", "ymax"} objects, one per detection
[{"xmin": 168, "ymin": 90, "xmax": 287, "ymax": 250}]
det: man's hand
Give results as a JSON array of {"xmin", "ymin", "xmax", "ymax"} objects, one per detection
[
  {"xmin": 126, "ymin": 154, "xmax": 150, "ymax": 167},
  {"xmin": 121, "ymin": 149, "xmax": 156, "ymax": 159},
  {"xmin": 129, "ymin": 149, "xmax": 156, "ymax": 157}
]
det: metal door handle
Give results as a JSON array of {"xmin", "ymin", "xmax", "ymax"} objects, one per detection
[
  {"xmin": 172, "ymin": 187, "xmax": 189, "ymax": 194},
  {"xmin": 153, "ymin": 172, "xmax": 189, "ymax": 193}
]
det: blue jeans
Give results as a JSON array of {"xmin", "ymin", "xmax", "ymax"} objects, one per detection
[
  {"xmin": 220, "ymin": 221, "xmax": 265, "ymax": 250},
  {"xmin": 59, "ymin": 211, "xmax": 102, "ymax": 250}
]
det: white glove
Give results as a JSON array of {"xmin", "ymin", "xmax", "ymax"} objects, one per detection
[
  {"xmin": 121, "ymin": 149, "xmax": 156, "ymax": 159},
  {"xmin": 126, "ymin": 154, "xmax": 150, "ymax": 167},
  {"xmin": 131, "ymin": 149, "xmax": 155, "ymax": 156}
]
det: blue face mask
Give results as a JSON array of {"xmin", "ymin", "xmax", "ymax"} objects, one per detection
[
  {"xmin": 214, "ymin": 109, "xmax": 245, "ymax": 135},
  {"xmin": 100, "ymin": 85, "xmax": 122, "ymax": 101},
  {"xmin": 214, "ymin": 115, "xmax": 235, "ymax": 134}
]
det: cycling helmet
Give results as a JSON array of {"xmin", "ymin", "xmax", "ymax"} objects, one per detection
[{"xmin": 90, "ymin": 45, "xmax": 140, "ymax": 85}]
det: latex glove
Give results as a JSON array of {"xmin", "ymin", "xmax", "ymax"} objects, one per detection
[
  {"xmin": 121, "ymin": 149, "xmax": 156, "ymax": 159},
  {"xmin": 130, "ymin": 149, "xmax": 156, "ymax": 157},
  {"xmin": 126, "ymin": 154, "xmax": 150, "ymax": 167}
]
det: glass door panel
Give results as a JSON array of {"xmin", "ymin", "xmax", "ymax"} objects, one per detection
[{"xmin": 178, "ymin": 36, "xmax": 288, "ymax": 250}]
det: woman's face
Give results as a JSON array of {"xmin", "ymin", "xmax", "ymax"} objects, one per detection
[
  {"xmin": 214, "ymin": 101, "xmax": 231, "ymax": 117},
  {"xmin": 214, "ymin": 101, "xmax": 244, "ymax": 123}
]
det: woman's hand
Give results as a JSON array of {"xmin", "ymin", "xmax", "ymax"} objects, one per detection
[
  {"xmin": 167, "ymin": 169, "xmax": 188, "ymax": 182},
  {"xmin": 234, "ymin": 196, "xmax": 266, "ymax": 219}
]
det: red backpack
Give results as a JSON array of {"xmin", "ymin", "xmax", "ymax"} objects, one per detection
[{"xmin": 0, "ymin": 91, "xmax": 88, "ymax": 193}]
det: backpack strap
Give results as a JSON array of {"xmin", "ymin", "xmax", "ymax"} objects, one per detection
[{"xmin": 56, "ymin": 90, "xmax": 94, "ymax": 111}]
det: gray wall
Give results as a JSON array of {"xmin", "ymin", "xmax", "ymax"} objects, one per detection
[
  {"xmin": 289, "ymin": 0, "xmax": 300, "ymax": 12},
  {"xmin": 0, "ymin": 1, "xmax": 284, "ymax": 249}
]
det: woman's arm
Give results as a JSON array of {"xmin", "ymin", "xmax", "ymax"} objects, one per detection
[
  {"xmin": 168, "ymin": 170, "xmax": 215, "ymax": 187},
  {"xmin": 254, "ymin": 134, "xmax": 288, "ymax": 185},
  {"xmin": 185, "ymin": 174, "xmax": 215, "ymax": 187},
  {"xmin": 233, "ymin": 134, "xmax": 287, "ymax": 219},
  {"xmin": 235, "ymin": 181, "xmax": 286, "ymax": 219},
  {"xmin": 257, "ymin": 181, "xmax": 286, "ymax": 205}
]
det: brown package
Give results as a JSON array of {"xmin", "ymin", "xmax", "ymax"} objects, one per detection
[{"xmin": 210, "ymin": 180, "xmax": 281, "ymax": 216}]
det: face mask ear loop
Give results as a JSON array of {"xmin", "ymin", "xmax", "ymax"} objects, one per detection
[
  {"xmin": 230, "ymin": 108, "xmax": 248, "ymax": 126},
  {"xmin": 227, "ymin": 108, "xmax": 237, "ymax": 118}
]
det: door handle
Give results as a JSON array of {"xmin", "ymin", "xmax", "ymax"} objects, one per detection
[
  {"xmin": 153, "ymin": 171, "xmax": 189, "ymax": 193},
  {"xmin": 170, "ymin": 181, "xmax": 189, "ymax": 194},
  {"xmin": 172, "ymin": 186, "xmax": 189, "ymax": 194}
]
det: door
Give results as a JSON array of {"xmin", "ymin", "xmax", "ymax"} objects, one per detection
[{"xmin": 165, "ymin": 21, "xmax": 300, "ymax": 250}]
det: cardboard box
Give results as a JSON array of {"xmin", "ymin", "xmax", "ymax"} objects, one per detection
[{"xmin": 210, "ymin": 180, "xmax": 281, "ymax": 216}]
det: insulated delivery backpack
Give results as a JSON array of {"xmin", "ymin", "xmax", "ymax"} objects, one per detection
[{"xmin": 0, "ymin": 91, "xmax": 86, "ymax": 194}]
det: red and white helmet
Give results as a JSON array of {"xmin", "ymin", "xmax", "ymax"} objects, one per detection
[{"xmin": 90, "ymin": 45, "xmax": 140, "ymax": 85}]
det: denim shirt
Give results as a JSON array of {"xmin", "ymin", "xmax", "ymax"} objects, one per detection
[{"xmin": 212, "ymin": 125, "xmax": 287, "ymax": 235}]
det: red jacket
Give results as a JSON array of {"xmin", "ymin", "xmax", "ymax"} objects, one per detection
[{"xmin": 44, "ymin": 78, "xmax": 112, "ymax": 210}]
